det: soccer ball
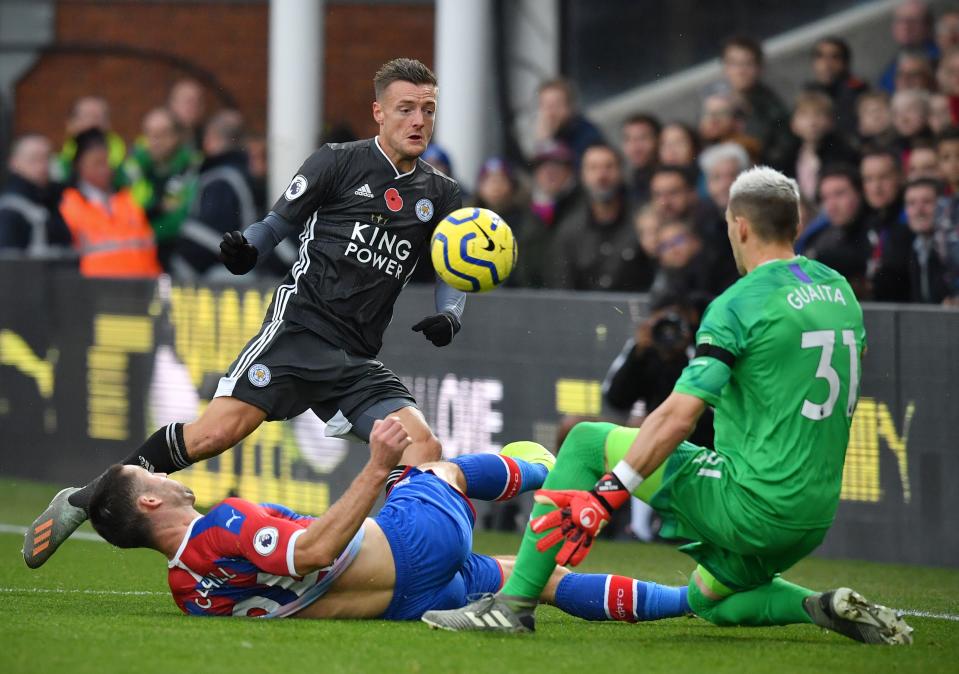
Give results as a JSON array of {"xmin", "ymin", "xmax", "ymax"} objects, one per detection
[{"xmin": 430, "ymin": 207, "xmax": 517, "ymax": 292}]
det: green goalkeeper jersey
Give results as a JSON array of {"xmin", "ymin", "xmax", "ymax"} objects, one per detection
[{"xmin": 673, "ymin": 256, "xmax": 865, "ymax": 529}]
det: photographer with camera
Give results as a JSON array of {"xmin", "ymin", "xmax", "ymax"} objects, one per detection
[{"xmin": 600, "ymin": 292, "xmax": 714, "ymax": 541}]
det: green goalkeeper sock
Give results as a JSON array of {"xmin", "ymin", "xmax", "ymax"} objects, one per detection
[
  {"xmin": 689, "ymin": 573, "xmax": 815, "ymax": 626},
  {"xmin": 499, "ymin": 422, "xmax": 615, "ymax": 601}
]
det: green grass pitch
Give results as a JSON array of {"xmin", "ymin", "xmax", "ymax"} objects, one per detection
[{"xmin": 1, "ymin": 477, "xmax": 957, "ymax": 674}]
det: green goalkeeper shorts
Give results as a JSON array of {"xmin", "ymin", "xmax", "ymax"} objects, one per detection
[
  {"xmin": 649, "ymin": 442, "xmax": 828, "ymax": 591},
  {"xmin": 605, "ymin": 428, "xmax": 828, "ymax": 592}
]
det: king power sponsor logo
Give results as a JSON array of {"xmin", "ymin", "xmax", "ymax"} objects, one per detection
[{"xmin": 345, "ymin": 221, "xmax": 413, "ymax": 279}]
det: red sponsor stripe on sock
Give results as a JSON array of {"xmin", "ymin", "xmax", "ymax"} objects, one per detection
[
  {"xmin": 496, "ymin": 455, "xmax": 523, "ymax": 501},
  {"xmin": 606, "ymin": 575, "xmax": 637, "ymax": 623}
]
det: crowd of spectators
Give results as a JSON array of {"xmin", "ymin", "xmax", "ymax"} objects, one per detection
[
  {"xmin": 466, "ymin": 0, "xmax": 957, "ymax": 307},
  {"xmin": 0, "ymin": 79, "xmax": 276, "ymax": 281},
  {"xmin": 1, "ymin": 0, "xmax": 958, "ymax": 306}
]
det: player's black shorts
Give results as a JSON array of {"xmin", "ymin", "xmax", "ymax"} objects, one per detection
[{"xmin": 214, "ymin": 320, "xmax": 416, "ymax": 441}]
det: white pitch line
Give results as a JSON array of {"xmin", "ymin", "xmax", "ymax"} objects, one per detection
[
  {"xmin": 3, "ymin": 523, "xmax": 959, "ymax": 621},
  {"xmin": 901, "ymin": 610, "xmax": 959, "ymax": 622},
  {"xmin": 0, "ymin": 587, "xmax": 166, "ymax": 597},
  {"xmin": 0, "ymin": 523, "xmax": 104, "ymax": 542}
]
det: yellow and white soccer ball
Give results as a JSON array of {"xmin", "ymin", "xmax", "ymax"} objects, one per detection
[{"xmin": 430, "ymin": 207, "xmax": 517, "ymax": 292}]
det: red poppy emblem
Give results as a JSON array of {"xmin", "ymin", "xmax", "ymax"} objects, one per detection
[{"xmin": 384, "ymin": 187, "xmax": 404, "ymax": 212}]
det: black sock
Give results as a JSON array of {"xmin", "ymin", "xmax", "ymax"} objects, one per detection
[
  {"xmin": 68, "ymin": 423, "xmax": 192, "ymax": 510},
  {"xmin": 385, "ymin": 465, "xmax": 410, "ymax": 496}
]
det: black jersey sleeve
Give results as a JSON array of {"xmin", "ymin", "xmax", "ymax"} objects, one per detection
[
  {"xmin": 437, "ymin": 181, "xmax": 463, "ymax": 220},
  {"xmin": 270, "ymin": 145, "xmax": 339, "ymax": 225}
]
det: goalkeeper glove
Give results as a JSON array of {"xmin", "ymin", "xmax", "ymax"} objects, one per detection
[
  {"xmin": 411, "ymin": 312, "xmax": 461, "ymax": 347},
  {"xmin": 531, "ymin": 473, "xmax": 631, "ymax": 566},
  {"xmin": 219, "ymin": 231, "xmax": 258, "ymax": 275}
]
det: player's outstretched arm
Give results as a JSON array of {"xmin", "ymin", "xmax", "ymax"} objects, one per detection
[{"xmin": 292, "ymin": 417, "xmax": 411, "ymax": 574}]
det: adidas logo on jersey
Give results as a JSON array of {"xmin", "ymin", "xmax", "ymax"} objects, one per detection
[{"xmin": 354, "ymin": 184, "xmax": 374, "ymax": 198}]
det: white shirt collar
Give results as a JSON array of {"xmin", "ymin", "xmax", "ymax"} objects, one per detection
[
  {"xmin": 167, "ymin": 515, "xmax": 202, "ymax": 568},
  {"xmin": 373, "ymin": 136, "xmax": 417, "ymax": 179}
]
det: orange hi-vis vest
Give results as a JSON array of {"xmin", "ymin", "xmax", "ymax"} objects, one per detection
[{"xmin": 60, "ymin": 187, "xmax": 162, "ymax": 278}]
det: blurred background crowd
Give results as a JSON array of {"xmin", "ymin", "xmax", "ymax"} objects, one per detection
[{"xmin": 2, "ymin": 0, "xmax": 959, "ymax": 311}]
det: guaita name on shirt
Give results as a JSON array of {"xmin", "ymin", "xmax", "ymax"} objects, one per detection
[{"xmin": 786, "ymin": 283, "xmax": 847, "ymax": 310}]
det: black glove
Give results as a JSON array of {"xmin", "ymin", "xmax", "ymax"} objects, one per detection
[
  {"xmin": 412, "ymin": 312, "xmax": 461, "ymax": 347},
  {"xmin": 219, "ymin": 231, "xmax": 258, "ymax": 275}
]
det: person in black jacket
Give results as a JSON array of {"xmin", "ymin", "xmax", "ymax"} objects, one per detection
[
  {"xmin": 170, "ymin": 110, "xmax": 271, "ymax": 279},
  {"xmin": 805, "ymin": 37, "xmax": 869, "ymax": 137},
  {"xmin": 0, "ymin": 134, "xmax": 72, "ymax": 256},
  {"xmin": 783, "ymin": 91, "xmax": 860, "ymax": 202}
]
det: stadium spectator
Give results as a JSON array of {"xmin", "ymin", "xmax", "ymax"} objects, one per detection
[
  {"xmin": 700, "ymin": 142, "xmax": 750, "ymax": 214},
  {"xmin": 936, "ymin": 128, "xmax": 959, "ymax": 222},
  {"xmin": 718, "ymin": 35, "xmax": 791, "ymax": 167},
  {"xmin": 649, "ymin": 165, "xmax": 713, "ymax": 241},
  {"xmin": 935, "ymin": 8, "xmax": 959, "ymax": 53},
  {"xmin": 857, "ymin": 91, "xmax": 896, "ymax": 148},
  {"xmin": 874, "ymin": 177, "xmax": 949, "ymax": 302},
  {"xmin": 648, "ymin": 219, "xmax": 729, "ymax": 298},
  {"xmin": 511, "ymin": 141, "xmax": 580, "ymax": 288},
  {"xmin": 891, "ymin": 89, "xmax": 933, "ymax": 158},
  {"xmin": 603, "ymin": 293, "xmax": 712, "ymax": 448},
  {"xmin": 935, "ymin": 46, "xmax": 959, "ymax": 125},
  {"xmin": 422, "ymin": 143, "xmax": 455, "ymax": 179},
  {"xmin": 657, "ymin": 122, "xmax": 700, "ymax": 171},
  {"xmin": 168, "ymin": 78, "xmax": 207, "ymax": 150},
  {"xmin": 169, "ymin": 109, "xmax": 259, "ymax": 279},
  {"xmin": 548, "ymin": 143, "xmax": 651, "ymax": 291},
  {"xmin": 935, "ymin": 130, "xmax": 959, "ymax": 302},
  {"xmin": 784, "ymin": 90, "xmax": 859, "ymax": 203},
  {"xmin": 697, "ymin": 91, "xmax": 761, "ymax": 162},
  {"xmin": 802, "ymin": 166, "xmax": 871, "ymax": 297},
  {"xmin": 805, "ymin": 37, "xmax": 868, "ymax": 136},
  {"xmin": 698, "ymin": 142, "xmax": 749, "ymax": 281},
  {"xmin": 0, "ymin": 134, "xmax": 72, "ymax": 256},
  {"xmin": 893, "ymin": 49, "xmax": 936, "ymax": 93},
  {"xmin": 906, "ymin": 139, "xmax": 941, "ymax": 179},
  {"xmin": 633, "ymin": 204, "xmax": 662, "ymax": 266},
  {"xmin": 860, "ymin": 147, "xmax": 909, "ymax": 294},
  {"xmin": 904, "ymin": 178, "xmax": 950, "ymax": 302},
  {"xmin": 471, "ymin": 157, "xmax": 525, "ymax": 229},
  {"xmin": 620, "ymin": 113, "xmax": 660, "ymax": 205},
  {"xmin": 533, "ymin": 79, "xmax": 604, "ymax": 165},
  {"xmin": 53, "ymin": 95, "xmax": 126, "ymax": 184},
  {"xmin": 928, "ymin": 93, "xmax": 954, "ymax": 134},
  {"xmin": 123, "ymin": 107, "xmax": 200, "ymax": 271},
  {"xmin": 59, "ymin": 129, "xmax": 161, "ymax": 278},
  {"xmin": 878, "ymin": 0, "xmax": 938, "ymax": 93}
]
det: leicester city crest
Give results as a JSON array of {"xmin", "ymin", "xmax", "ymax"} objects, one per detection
[
  {"xmin": 248, "ymin": 363, "xmax": 271, "ymax": 387},
  {"xmin": 415, "ymin": 198, "xmax": 435, "ymax": 222}
]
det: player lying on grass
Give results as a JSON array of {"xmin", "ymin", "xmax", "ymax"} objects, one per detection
[
  {"xmin": 88, "ymin": 417, "xmax": 689, "ymax": 622},
  {"xmin": 422, "ymin": 166, "xmax": 914, "ymax": 645}
]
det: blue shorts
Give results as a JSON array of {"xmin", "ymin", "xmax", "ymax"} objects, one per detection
[{"xmin": 374, "ymin": 469, "xmax": 504, "ymax": 620}]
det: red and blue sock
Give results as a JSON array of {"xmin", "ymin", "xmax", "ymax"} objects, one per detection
[
  {"xmin": 450, "ymin": 453, "xmax": 548, "ymax": 501},
  {"xmin": 554, "ymin": 573, "xmax": 689, "ymax": 622}
]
